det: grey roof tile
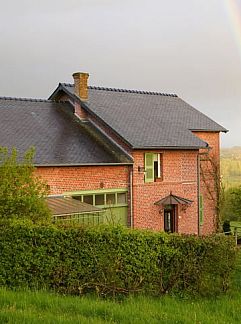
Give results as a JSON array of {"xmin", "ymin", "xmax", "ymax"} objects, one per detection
[
  {"xmin": 0, "ymin": 97, "xmax": 131, "ymax": 165},
  {"xmin": 61, "ymin": 84, "xmax": 226, "ymax": 149}
]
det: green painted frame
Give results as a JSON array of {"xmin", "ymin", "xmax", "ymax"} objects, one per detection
[{"xmin": 64, "ymin": 188, "xmax": 128, "ymax": 208}]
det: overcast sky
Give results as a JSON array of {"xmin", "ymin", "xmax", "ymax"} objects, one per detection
[{"xmin": 0, "ymin": 0, "xmax": 240, "ymax": 147}]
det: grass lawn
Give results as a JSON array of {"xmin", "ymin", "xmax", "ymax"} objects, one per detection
[{"xmin": 0, "ymin": 257, "xmax": 241, "ymax": 324}]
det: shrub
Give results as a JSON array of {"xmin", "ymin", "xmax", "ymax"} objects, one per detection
[
  {"xmin": 0, "ymin": 223, "xmax": 237, "ymax": 297},
  {"xmin": 0, "ymin": 147, "xmax": 50, "ymax": 223}
]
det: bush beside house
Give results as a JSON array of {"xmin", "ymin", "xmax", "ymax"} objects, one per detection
[{"xmin": 0, "ymin": 147, "xmax": 50, "ymax": 223}]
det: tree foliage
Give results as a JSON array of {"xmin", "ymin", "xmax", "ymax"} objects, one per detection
[
  {"xmin": 0, "ymin": 147, "xmax": 50, "ymax": 223},
  {"xmin": 221, "ymin": 186, "xmax": 241, "ymax": 221}
]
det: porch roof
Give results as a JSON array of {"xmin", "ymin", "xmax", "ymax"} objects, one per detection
[{"xmin": 154, "ymin": 193, "xmax": 193, "ymax": 206}]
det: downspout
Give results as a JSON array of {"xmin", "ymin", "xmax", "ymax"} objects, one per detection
[
  {"xmin": 130, "ymin": 168, "xmax": 133, "ymax": 228},
  {"xmin": 197, "ymin": 153, "xmax": 200, "ymax": 236}
]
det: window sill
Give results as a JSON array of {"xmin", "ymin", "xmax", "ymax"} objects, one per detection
[{"xmin": 154, "ymin": 178, "xmax": 163, "ymax": 182}]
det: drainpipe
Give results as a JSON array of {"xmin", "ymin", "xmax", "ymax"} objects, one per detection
[
  {"xmin": 197, "ymin": 153, "xmax": 200, "ymax": 236},
  {"xmin": 130, "ymin": 168, "xmax": 133, "ymax": 228}
]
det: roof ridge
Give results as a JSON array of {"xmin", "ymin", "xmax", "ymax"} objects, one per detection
[
  {"xmin": 61, "ymin": 83, "xmax": 73, "ymax": 87},
  {"xmin": 0, "ymin": 96, "xmax": 52, "ymax": 103},
  {"xmin": 0, "ymin": 96, "xmax": 69, "ymax": 103},
  {"xmin": 62, "ymin": 83, "xmax": 178, "ymax": 97}
]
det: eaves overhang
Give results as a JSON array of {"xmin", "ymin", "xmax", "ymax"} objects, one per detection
[
  {"xmin": 132, "ymin": 144, "xmax": 208, "ymax": 150},
  {"xmin": 190, "ymin": 128, "xmax": 228, "ymax": 133},
  {"xmin": 34, "ymin": 162, "xmax": 133, "ymax": 167}
]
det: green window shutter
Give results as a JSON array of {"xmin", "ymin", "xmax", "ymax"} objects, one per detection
[
  {"xmin": 199, "ymin": 194, "xmax": 203, "ymax": 225},
  {"xmin": 145, "ymin": 153, "xmax": 154, "ymax": 183}
]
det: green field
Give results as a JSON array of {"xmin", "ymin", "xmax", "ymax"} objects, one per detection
[
  {"xmin": 223, "ymin": 176, "xmax": 241, "ymax": 188},
  {"xmin": 221, "ymin": 146, "xmax": 241, "ymax": 188},
  {"xmin": 0, "ymin": 255, "xmax": 241, "ymax": 324}
]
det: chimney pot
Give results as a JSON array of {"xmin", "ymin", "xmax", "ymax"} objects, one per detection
[{"xmin": 72, "ymin": 72, "xmax": 89, "ymax": 101}]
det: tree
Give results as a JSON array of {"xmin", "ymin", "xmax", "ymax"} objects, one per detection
[
  {"xmin": 0, "ymin": 147, "xmax": 50, "ymax": 223},
  {"xmin": 221, "ymin": 186, "xmax": 241, "ymax": 221}
]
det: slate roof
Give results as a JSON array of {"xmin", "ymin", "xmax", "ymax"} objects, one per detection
[
  {"xmin": 56, "ymin": 83, "xmax": 227, "ymax": 149},
  {"xmin": 0, "ymin": 97, "xmax": 131, "ymax": 165}
]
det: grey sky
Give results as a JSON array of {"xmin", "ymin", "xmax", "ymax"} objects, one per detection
[{"xmin": 0, "ymin": 0, "xmax": 240, "ymax": 147}]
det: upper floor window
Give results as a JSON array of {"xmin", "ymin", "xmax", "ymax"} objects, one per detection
[{"xmin": 145, "ymin": 153, "xmax": 162, "ymax": 183}]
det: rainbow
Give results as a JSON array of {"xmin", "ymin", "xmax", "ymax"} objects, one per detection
[{"xmin": 224, "ymin": 0, "xmax": 241, "ymax": 56}]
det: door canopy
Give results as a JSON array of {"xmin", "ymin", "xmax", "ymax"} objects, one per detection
[{"xmin": 154, "ymin": 192, "xmax": 193, "ymax": 206}]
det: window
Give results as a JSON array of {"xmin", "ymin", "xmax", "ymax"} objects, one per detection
[
  {"xmin": 199, "ymin": 195, "xmax": 204, "ymax": 225},
  {"xmin": 70, "ymin": 190, "xmax": 128, "ymax": 207},
  {"xmin": 153, "ymin": 154, "xmax": 161, "ymax": 179},
  {"xmin": 106, "ymin": 193, "xmax": 115, "ymax": 205},
  {"xmin": 95, "ymin": 194, "xmax": 105, "ymax": 205},
  {"xmin": 145, "ymin": 153, "xmax": 162, "ymax": 183},
  {"xmin": 83, "ymin": 195, "xmax": 93, "ymax": 205},
  {"xmin": 117, "ymin": 192, "xmax": 127, "ymax": 204}
]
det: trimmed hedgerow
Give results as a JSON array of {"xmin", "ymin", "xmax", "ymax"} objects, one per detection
[{"xmin": 0, "ymin": 221, "xmax": 237, "ymax": 297}]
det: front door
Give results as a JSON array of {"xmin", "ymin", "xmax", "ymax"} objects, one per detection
[{"xmin": 164, "ymin": 206, "xmax": 176, "ymax": 233}]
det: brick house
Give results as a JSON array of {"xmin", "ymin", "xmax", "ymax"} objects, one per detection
[{"xmin": 0, "ymin": 72, "xmax": 227, "ymax": 234}]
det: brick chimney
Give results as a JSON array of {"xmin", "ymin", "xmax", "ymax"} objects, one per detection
[{"xmin": 72, "ymin": 72, "xmax": 89, "ymax": 101}]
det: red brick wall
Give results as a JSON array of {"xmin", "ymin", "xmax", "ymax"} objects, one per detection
[
  {"xmin": 74, "ymin": 101, "xmax": 88, "ymax": 119},
  {"xmin": 34, "ymin": 134, "xmax": 220, "ymax": 235},
  {"xmin": 193, "ymin": 132, "xmax": 220, "ymax": 235},
  {"xmin": 35, "ymin": 165, "xmax": 129, "ymax": 195},
  {"xmin": 131, "ymin": 150, "xmax": 199, "ymax": 234},
  {"xmin": 35, "ymin": 151, "xmax": 200, "ymax": 234}
]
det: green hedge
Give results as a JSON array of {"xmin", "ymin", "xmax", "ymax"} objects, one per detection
[{"xmin": 0, "ymin": 222, "xmax": 237, "ymax": 296}]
